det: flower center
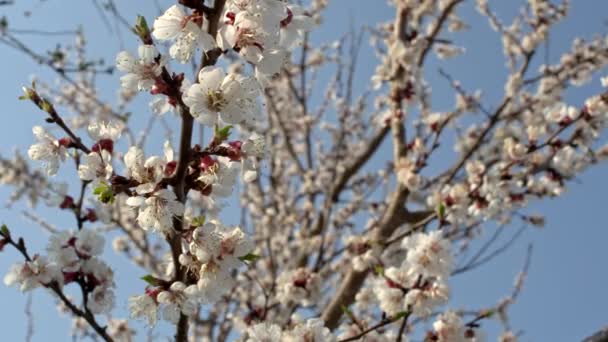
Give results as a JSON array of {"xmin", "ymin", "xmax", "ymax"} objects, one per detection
[{"xmin": 207, "ymin": 89, "xmax": 227, "ymax": 112}]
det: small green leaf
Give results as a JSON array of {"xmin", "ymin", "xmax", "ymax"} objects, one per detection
[
  {"xmin": 20, "ymin": 86, "xmax": 37, "ymax": 101},
  {"xmin": 191, "ymin": 215, "xmax": 206, "ymax": 227},
  {"xmin": 214, "ymin": 125, "xmax": 233, "ymax": 141},
  {"xmin": 40, "ymin": 100, "xmax": 53, "ymax": 114},
  {"xmin": 0, "ymin": 224, "xmax": 9, "ymax": 237},
  {"xmin": 238, "ymin": 253, "xmax": 260, "ymax": 263},
  {"xmin": 392, "ymin": 310, "xmax": 410, "ymax": 321},
  {"xmin": 479, "ymin": 309, "xmax": 495, "ymax": 318},
  {"xmin": 437, "ymin": 202, "xmax": 446, "ymax": 220},
  {"xmin": 140, "ymin": 274, "xmax": 162, "ymax": 286},
  {"xmin": 374, "ymin": 265, "xmax": 384, "ymax": 276},
  {"xmin": 132, "ymin": 15, "xmax": 151, "ymax": 42},
  {"xmin": 136, "ymin": 15, "xmax": 149, "ymax": 33},
  {"xmin": 93, "ymin": 182, "xmax": 115, "ymax": 203}
]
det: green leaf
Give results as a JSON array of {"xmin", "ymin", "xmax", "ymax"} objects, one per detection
[
  {"xmin": 140, "ymin": 274, "xmax": 162, "ymax": 286},
  {"xmin": 238, "ymin": 253, "xmax": 260, "ymax": 263},
  {"xmin": 93, "ymin": 182, "xmax": 115, "ymax": 204},
  {"xmin": 132, "ymin": 15, "xmax": 151, "ymax": 42},
  {"xmin": 374, "ymin": 265, "xmax": 384, "ymax": 276},
  {"xmin": 392, "ymin": 310, "xmax": 410, "ymax": 321},
  {"xmin": 214, "ymin": 125, "xmax": 233, "ymax": 141},
  {"xmin": 20, "ymin": 86, "xmax": 37, "ymax": 101},
  {"xmin": 0, "ymin": 224, "xmax": 9, "ymax": 237},
  {"xmin": 136, "ymin": 15, "xmax": 149, "ymax": 33},
  {"xmin": 40, "ymin": 100, "xmax": 53, "ymax": 114},
  {"xmin": 191, "ymin": 215, "xmax": 206, "ymax": 227},
  {"xmin": 437, "ymin": 202, "xmax": 446, "ymax": 220},
  {"xmin": 479, "ymin": 309, "xmax": 495, "ymax": 318}
]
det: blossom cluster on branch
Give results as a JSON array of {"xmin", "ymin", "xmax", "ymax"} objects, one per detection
[{"xmin": 0, "ymin": 0, "xmax": 607, "ymax": 341}]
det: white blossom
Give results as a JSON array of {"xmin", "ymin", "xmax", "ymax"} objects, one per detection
[
  {"xmin": 157, "ymin": 281, "xmax": 199, "ymax": 323},
  {"xmin": 116, "ymin": 45, "xmax": 164, "ymax": 92},
  {"xmin": 78, "ymin": 150, "xmax": 113, "ymax": 182},
  {"xmin": 4, "ymin": 256, "xmax": 61, "ymax": 292},
  {"xmin": 27, "ymin": 126, "xmax": 67, "ymax": 176},
  {"xmin": 152, "ymin": 5, "xmax": 216, "ymax": 64},
  {"xmin": 183, "ymin": 66, "xmax": 261, "ymax": 126},
  {"xmin": 128, "ymin": 294, "xmax": 158, "ymax": 326},
  {"xmin": 126, "ymin": 189, "xmax": 185, "ymax": 234},
  {"xmin": 247, "ymin": 322, "xmax": 283, "ymax": 342}
]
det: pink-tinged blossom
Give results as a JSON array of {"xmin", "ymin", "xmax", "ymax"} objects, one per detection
[
  {"xmin": 187, "ymin": 221, "xmax": 253, "ymax": 303},
  {"xmin": 276, "ymin": 267, "xmax": 322, "ymax": 307},
  {"xmin": 107, "ymin": 319, "xmax": 135, "ymax": 342},
  {"xmin": 128, "ymin": 294, "xmax": 158, "ymax": 326},
  {"xmin": 126, "ymin": 189, "xmax": 185, "ymax": 234},
  {"xmin": 401, "ymin": 230, "xmax": 453, "ymax": 279},
  {"xmin": 78, "ymin": 150, "xmax": 113, "ymax": 182},
  {"xmin": 152, "ymin": 5, "xmax": 216, "ymax": 64},
  {"xmin": 4, "ymin": 256, "xmax": 61, "ymax": 292},
  {"xmin": 246, "ymin": 322, "xmax": 283, "ymax": 342},
  {"xmin": 115, "ymin": 45, "xmax": 164, "ymax": 92},
  {"xmin": 279, "ymin": 5, "xmax": 315, "ymax": 49},
  {"xmin": 27, "ymin": 126, "xmax": 67, "ymax": 176},
  {"xmin": 183, "ymin": 66, "xmax": 261, "ymax": 126},
  {"xmin": 156, "ymin": 281, "xmax": 199, "ymax": 323},
  {"xmin": 124, "ymin": 141, "xmax": 175, "ymax": 195},
  {"xmin": 197, "ymin": 156, "xmax": 240, "ymax": 198},
  {"xmin": 88, "ymin": 285, "xmax": 115, "ymax": 314},
  {"xmin": 284, "ymin": 318, "xmax": 336, "ymax": 342}
]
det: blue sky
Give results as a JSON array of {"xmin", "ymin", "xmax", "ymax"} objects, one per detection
[{"xmin": 0, "ymin": 0, "xmax": 607, "ymax": 341}]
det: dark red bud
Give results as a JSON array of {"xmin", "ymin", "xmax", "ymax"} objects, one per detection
[
  {"xmin": 85, "ymin": 209, "xmax": 98, "ymax": 222},
  {"xmin": 164, "ymin": 160, "xmax": 177, "ymax": 177},
  {"xmin": 225, "ymin": 12, "xmax": 236, "ymax": 25},
  {"xmin": 280, "ymin": 7, "xmax": 293, "ymax": 27},
  {"xmin": 58, "ymin": 137, "xmax": 74, "ymax": 148},
  {"xmin": 60, "ymin": 196, "xmax": 75, "ymax": 209},
  {"xmin": 293, "ymin": 278, "xmax": 307, "ymax": 288},
  {"xmin": 63, "ymin": 271, "xmax": 78, "ymax": 284},
  {"xmin": 145, "ymin": 287, "xmax": 161, "ymax": 300},
  {"xmin": 199, "ymin": 155, "xmax": 217, "ymax": 172},
  {"xmin": 151, "ymin": 80, "xmax": 169, "ymax": 95},
  {"xmin": 91, "ymin": 139, "xmax": 114, "ymax": 153}
]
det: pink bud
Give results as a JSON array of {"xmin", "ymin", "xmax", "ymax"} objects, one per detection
[
  {"xmin": 91, "ymin": 139, "xmax": 114, "ymax": 153},
  {"xmin": 60, "ymin": 196, "xmax": 75, "ymax": 209},
  {"xmin": 199, "ymin": 155, "xmax": 217, "ymax": 172},
  {"xmin": 225, "ymin": 12, "xmax": 236, "ymax": 25},
  {"xmin": 58, "ymin": 137, "xmax": 74, "ymax": 148},
  {"xmin": 164, "ymin": 160, "xmax": 177, "ymax": 177},
  {"xmin": 85, "ymin": 209, "xmax": 98, "ymax": 222},
  {"xmin": 280, "ymin": 8, "xmax": 293, "ymax": 28}
]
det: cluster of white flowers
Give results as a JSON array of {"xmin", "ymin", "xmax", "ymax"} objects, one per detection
[
  {"xmin": 374, "ymin": 231, "xmax": 452, "ymax": 317},
  {"xmin": 183, "ymin": 66, "xmax": 261, "ymax": 126},
  {"xmin": 12, "ymin": 0, "xmax": 608, "ymax": 339},
  {"xmin": 188, "ymin": 221, "xmax": 253, "ymax": 301},
  {"xmin": 128, "ymin": 220, "xmax": 253, "ymax": 324},
  {"xmin": 4, "ymin": 255, "xmax": 62, "ymax": 292},
  {"xmin": 246, "ymin": 318, "xmax": 334, "ymax": 342},
  {"xmin": 276, "ymin": 267, "xmax": 322, "ymax": 306},
  {"xmin": 218, "ymin": 0, "xmax": 313, "ymax": 85},
  {"xmin": 4, "ymin": 228, "xmax": 115, "ymax": 314},
  {"xmin": 48, "ymin": 229, "xmax": 115, "ymax": 313},
  {"xmin": 429, "ymin": 311, "xmax": 483, "ymax": 342}
]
